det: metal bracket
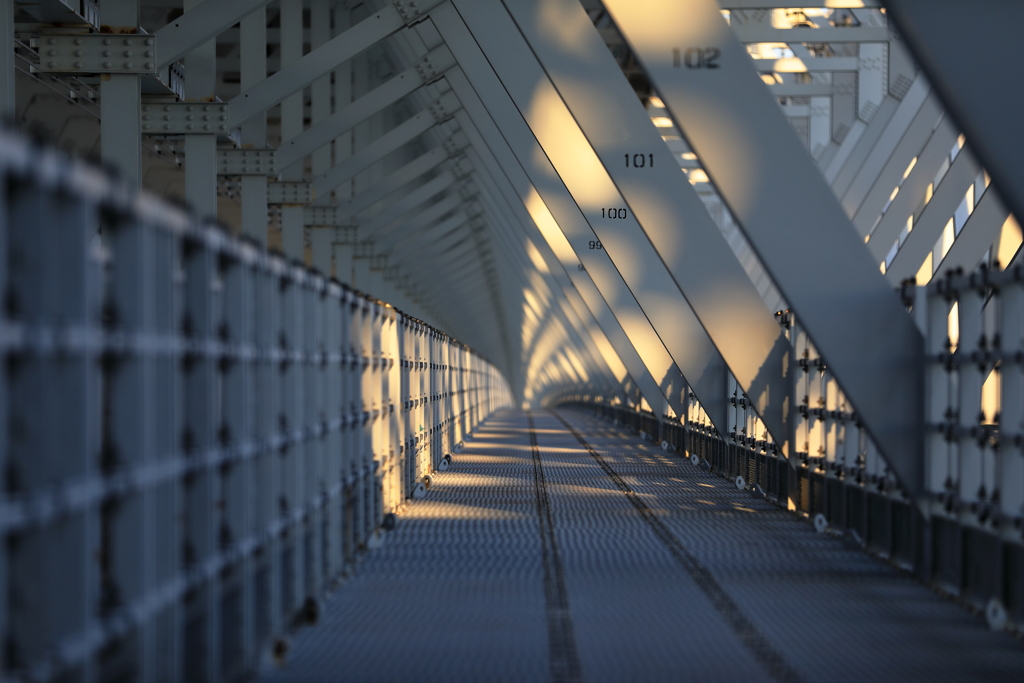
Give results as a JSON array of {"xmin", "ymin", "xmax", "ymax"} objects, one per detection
[
  {"xmin": 450, "ymin": 155, "xmax": 474, "ymax": 180},
  {"xmin": 142, "ymin": 102, "xmax": 229, "ymax": 135},
  {"xmin": 216, "ymin": 149, "xmax": 278, "ymax": 176},
  {"xmin": 304, "ymin": 206, "xmax": 351, "ymax": 226},
  {"xmin": 442, "ymin": 131, "xmax": 470, "ymax": 158},
  {"xmin": 414, "ymin": 45, "xmax": 456, "ymax": 84},
  {"xmin": 457, "ymin": 181, "xmax": 478, "ymax": 202},
  {"xmin": 428, "ymin": 92, "xmax": 460, "ymax": 124},
  {"xmin": 268, "ymin": 182, "xmax": 315, "ymax": 205},
  {"xmin": 393, "ymin": 0, "xmax": 445, "ymax": 26},
  {"xmin": 31, "ymin": 33, "xmax": 158, "ymax": 74}
]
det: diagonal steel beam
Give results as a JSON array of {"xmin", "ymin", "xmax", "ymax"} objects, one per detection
[
  {"xmin": 278, "ymin": 46, "xmax": 457, "ymax": 169},
  {"xmin": 156, "ymin": 0, "xmax": 271, "ymax": 68},
  {"xmin": 502, "ymin": 0, "xmax": 792, "ymax": 448},
  {"xmin": 229, "ymin": 0, "xmax": 445, "ymax": 127},
  {"xmin": 441, "ymin": 60, "xmax": 687, "ymax": 419},
  {"xmin": 311, "ymin": 94, "xmax": 461, "ymax": 202},
  {"xmin": 358, "ymin": 171, "xmax": 461, "ymax": 238},
  {"xmin": 606, "ymin": 0, "xmax": 925, "ymax": 495},
  {"xmin": 445, "ymin": 1, "xmax": 727, "ymax": 431},
  {"xmin": 883, "ymin": 0, "xmax": 1024, "ymax": 241}
]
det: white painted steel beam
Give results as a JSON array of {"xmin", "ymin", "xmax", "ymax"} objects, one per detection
[
  {"xmin": 156, "ymin": 0, "xmax": 271, "ymax": 68},
  {"xmin": 932, "ymin": 189, "xmax": 1010, "ymax": 280},
  {"xmin": 359, "ymin": 171, "xmax": 461, "ymax": 238},
  {"xmin": 866, "ymin": 116, "xmax": 957, "ymax": 261},
  {"xmin": 883, "ymin": 1, "xmax": 1024, "ymax": 242},
  {"xmin": 731, "ymin": 25, "xmax": 889, "ymax": 44},
  {"xmin": 437, "ymin": 47, "xmax": 689, "ymax": 420},
  {"xmin": 440, "ymin": 4, "xmax": 727, "ymax": 431},
  {"xmin": 885, "ymin": 148, "xmax": 980, "ymax": 282},
  {"xmin": 229, "ymin": 2, "xmax": 443, "ymax": 128},
  {"xmin": 606, "ymin": 0, "xmax": 925, "ymax": 493},
  {"xmin": 460, "ymin": 131, "xmax": 659, "ymax": 410},
  {"xmin": 311, "ymin": 98, "xmax": 459, "ymax": 201},
  {"xmin": 501, "ymin": 0, "xmax": 792, "ymax": 446},
  {"xmin": 278, "ymin": 47, "xmax": 456, "ymax": 170}
]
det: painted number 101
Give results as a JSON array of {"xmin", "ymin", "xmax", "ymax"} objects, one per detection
[{"xmin": 625, "ymin": 153, "xmax": 653, "ymax": 168}]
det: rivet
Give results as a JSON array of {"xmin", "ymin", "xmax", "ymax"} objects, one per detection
[
  {"xmin": 142, "ymin": 106, "xmax": 150, "ymax": 112},
  {"xmin": 164, "ymin": 115, "xmax": 171, "ymax": 120},
  {"xmin": 74, "ymin": 62, "xmax": 83, "ymax": 69},
  {"xmin": 144, "ymin": 51, "xmax": 153, "ymax": 58},
  {"xmin": 47, "ymin": 49, "xmax": 57, "ymax": 56},
  {"xmin": 102, "ymin": 61, "xmax": 112, "ymax": 69},
  {"xmin": 73, "ymin": 38, "xmax": 82, "ymax": 45},
  {"xmin": 143, "ymin": 123, "xmax": 151, "ymax": 130},
  {"xmin": 73, "ymin": 50, "xmax": 83, "ymax": 57},
  {"xmin": 219, "ymin": 125, "xmax": 226, "ymax": 130},
  {"xmin": 47, "ymin": 38, "xmax": 57, "ymax": 45},
  {"xmin": 144, "ymin": 62, "xmax": 153, "ymax": 69},
  {"xmin": 125, "ymin": 61, "xmax": 133, "ymax": 69},
  {"xmin": 186, "ymin": 124, "xmax": 194, "ymax": 131},
  {"xmin": 204, "ymin": 124, "xmax": 211, "ymax": 131},
  {"xmin": 186, "ymin": 115, "xmax": 194, "ymax": 121},
  {"xmin": 164, "ymin": 106, "xmax": 171, "ymax": 111},
  {"xmin": 47, "ymin": 61, "xmax": 57, "ymax": 68},
  {"xmin": 103, "ymin": 50, "xmax": 111, "ymax": 57},
  {"xmin": 124, "ymin": 39, "xmax": 133, "ymax": 46},
  {"xmin": 202, "ymin": 115, "xmax": 209, "ymax": 121},
  {"xmin": 103, "ymin": 38, "xmax": 112, "ymax": 45},
  {"xmin": 219, "ymin": 115, "xmax": 227, "ymax": 121},
  {"xmin": 185, "ymin": 105, "xmax": 193, "ymax": 111},
  {"xmin": 164, "ymin": 124, "xmax": 172, "ymax": 130},
  {"xmin": 203, "ymin": 105, "xmax": 210, "ymax": 112},
  {"xmin": 123, "ymin": 50, "xmax": 132, "ymax": 57},
  {"xmin": 145, "ymin": 39, "xmax": 154, "ymax": 46}
]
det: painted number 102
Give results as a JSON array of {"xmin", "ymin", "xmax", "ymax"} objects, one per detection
[{"xmin": 625, "ymin": 153, "xmax": 653, "ymax": 168}]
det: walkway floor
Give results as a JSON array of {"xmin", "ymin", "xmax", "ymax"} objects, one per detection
[{"xmin": 260, "ymin": 409, "xmax": 1024, "ymax": 682}]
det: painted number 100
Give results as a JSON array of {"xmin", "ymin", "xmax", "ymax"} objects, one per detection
[{"xmin": 601, "ymin": 208, "xmax": 627, "ymax": 219}]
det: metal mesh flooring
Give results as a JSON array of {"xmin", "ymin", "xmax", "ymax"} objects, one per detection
[{"xmin": 259, "ymin": 410, "xmax": 1024, "ymax": 682}]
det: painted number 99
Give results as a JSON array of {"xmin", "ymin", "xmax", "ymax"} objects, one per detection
[
  {"xmin": 588, "ymin": 240, "xmax": 603, "ymax": 250},
  {"xmin": 625, "ymin": 153, "xmax": 654, "ymax": 168},
  {"xmin": 601, "ymin": 208, "xmax": 627, "ymax": 219}
]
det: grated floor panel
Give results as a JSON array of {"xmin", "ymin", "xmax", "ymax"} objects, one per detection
[{"xmin": 258, "ymin": 410, "xmax": 1024, "ymax": 682}]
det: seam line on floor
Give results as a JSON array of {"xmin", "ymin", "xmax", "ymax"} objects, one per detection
[
  {"xmin": 528, "ymin": 411, "xmax": 583, "ymax": 683},
  {"xmin": 552, "ymin": 410, "xmax": 806, "ymax": 683}
]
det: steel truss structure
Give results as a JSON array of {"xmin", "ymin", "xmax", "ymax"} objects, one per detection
[{"xmin": 1, "ymin": 0, "xmax": 1023, "ymax": 679}]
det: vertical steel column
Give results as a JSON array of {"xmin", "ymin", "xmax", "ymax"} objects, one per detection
[
  {"xmin": 1000, "ymin": 277, "xmax": 1024, "ymax": 522},
  {"xmin": 240, "ymin": 8, "xmax": 268, "ymax": 244},
  {"xmin": 183, "ymin": 0, "xmax": 218, "ymax": 219},
  {"xmin": 309, "ymin": 0, "xmax": 333, "ymax": 275},
  {"xmin": 100, "ymin": 0, "xmax": 142, "ymax": 186},
  {"xmin": 0, "ymin": 0, "xmax": 14, "ymax": 118},
  {"xmin": 279, "ymin": 0, "xmax": 305, "ymax": 260}
]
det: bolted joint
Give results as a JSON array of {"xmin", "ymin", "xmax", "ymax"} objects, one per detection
[
  {"xmin": 268, "ymin": 182, "xmax": 315, "ymax": 205},
  {"xmin": 442, "ymin": 131, "xmax": 470, "ymax": 158},
  {"xmin": 427, "ymin": 92, "xmax": 462, "ymax": 124},
  {"xmin": 142, "ymin": 102, "xmax": 229, "ymax": 135},
  {"xmin": 413, "ymin": 45, "xmax": 456, "ymax": 84},
  {"xmin": 216, "ymin": 148, "xmax": 278, "ymax": 176},
  {"xmin": 393, "ymin": 0, "xmax": 446, "ymax": 26},
  {"xmin": 32, "ymin": 33, "xmax": 158, "ymax": 74}
]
